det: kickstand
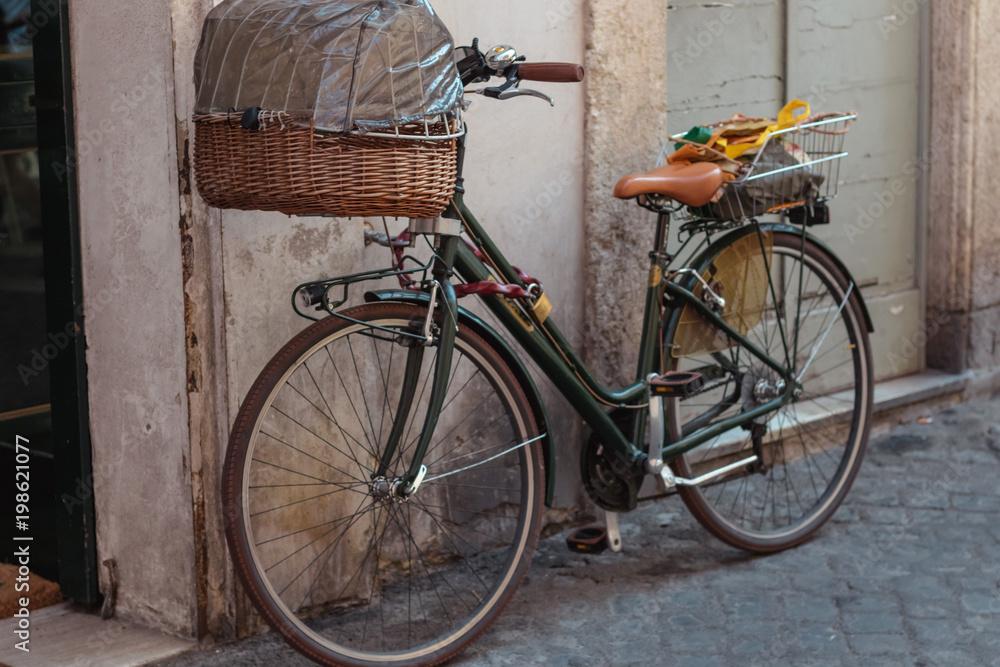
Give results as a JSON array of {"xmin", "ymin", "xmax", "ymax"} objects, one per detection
[
  {"xmin": 604, "ymin": 511, "xmax": 622, "ymax": 552},
  {"xmin": 565, "ymin": 512, "xmax": 624, "ymax": 554}
]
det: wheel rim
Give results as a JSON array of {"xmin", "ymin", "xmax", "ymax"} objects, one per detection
[
  {"xmin": 669, "ymin": 241, "xmax": 870, "ymax": 543},
  {"xmin": 237, "ymin": 315, "xmax": 537, "ymax": 662}
]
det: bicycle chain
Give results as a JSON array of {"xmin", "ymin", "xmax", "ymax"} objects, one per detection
[{"xmin": 680, "ymin": 376, "xmax": 734, "ymax": 401}]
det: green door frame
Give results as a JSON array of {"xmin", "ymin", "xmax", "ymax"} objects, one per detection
[{"xmin": 32, "ymin": 0, "xmax": 98, "ymax": 604}]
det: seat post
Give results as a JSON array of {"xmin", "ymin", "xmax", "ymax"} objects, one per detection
[
  {"xmin": 632, "ymin": 206, "xmax": 674, "ymax": 450},
  {"xmin": 652, "ymin": 209, "xmax": 671, "ymax": 260}
]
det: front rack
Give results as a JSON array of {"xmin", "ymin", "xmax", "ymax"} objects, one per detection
[
  {"xmin": 670, "ymin": 113, "xmax": 856, "ymax": 224},
  {"xmin": 292, "ymin": 250, "xmax": 433, "ymax": 323}
]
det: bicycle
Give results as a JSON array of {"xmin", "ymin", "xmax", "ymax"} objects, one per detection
[{"xmin": 220, "ymin": 41, "xmax": 873, "ymax": 667}]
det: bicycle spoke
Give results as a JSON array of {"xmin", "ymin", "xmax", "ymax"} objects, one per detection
[
  {"xmin": 261, "ymin": 426, "xmax": 368, "ymax": 485},
  {"xmin": 327, "ymin": 344, "xmax": 379, "ymax": 456},
  {"xmin": 347, "ymin": 335, "xmax": 381, "ymax": 457},
  {"xmin": 231, "ymin": 307, "xmax": 540, "ymax": 661},
  {"xmin": 410, "ymin": 498, "xmax": 493, "ymax": 595},
  {"xmin": 422, "ymin": 412, "xmax": 512, "ymax": 472},
  {"xmin": 297, "ymin": 360, "xmax": 374, "ymax": 466},
  {"xmin": 670, "ymin": 237, "xmax": 868, "ymax": 548},
  {"xmin": 263, "ymin": 497, "xmax": 375, "ymax": 572},
  {"xmin": 258, "ymin": 498, "xmax": 373, "ymax": 549},
  {"xmin": 371, "ymin": 334, "xmax": 395, "ymax": 447},
  {"xmin": 251, "ymin": 489, "xmax": 356, "ymax": 518},
  {"xmin": 413, "ymin": 499, "xmax": 517, "ymax": 550},
  {"xmin": 399, "ymin": 348, "xmax": 438, "ymax": 460},
  {"xmin": 251, "ymin": 457, "xmax": 346, "ymax": 488}
]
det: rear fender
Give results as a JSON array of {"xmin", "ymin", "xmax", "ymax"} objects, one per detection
[{"xmin": 681, "ymin": 223, "xmax": 874, "ymax": 333}]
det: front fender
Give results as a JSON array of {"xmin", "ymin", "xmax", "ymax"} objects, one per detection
[{"xmin": 364, "ymin": 289, "xmax": 557, "ymax": 507}]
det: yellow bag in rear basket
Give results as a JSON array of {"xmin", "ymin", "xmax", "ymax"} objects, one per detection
[{"xmin": 672, "ymin": 231, "xmax": 773, "ymax": 358}]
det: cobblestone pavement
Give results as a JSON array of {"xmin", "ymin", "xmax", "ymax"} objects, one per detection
[{"xmin": 156, "ymin": 396, "xmax": 1000, "ymax": 667}]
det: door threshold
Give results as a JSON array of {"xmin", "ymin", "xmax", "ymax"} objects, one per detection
[
  {"xmin": 687, "ymin": 369, "xmax": 975, "ymax": 455},
  {"xmin": 0, "ymin": 602, "xmax": 195, "ymax": 666}
]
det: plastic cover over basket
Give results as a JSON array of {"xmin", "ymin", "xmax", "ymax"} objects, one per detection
[{"xmin": 194, "ymin": 0, "xmax": 463, "ymax": 134}]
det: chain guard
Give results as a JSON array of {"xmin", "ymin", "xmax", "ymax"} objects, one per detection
[{"xmin": 581, "ymin": 409, "xmax": 641, "ymax": 513}]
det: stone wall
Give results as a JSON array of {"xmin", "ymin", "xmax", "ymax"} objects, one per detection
[
  {"xmin": 70, "ymin": 0, "xmax": 198, "ymax": 636},
  {"xmin": 927, "ymin": 0, "xmax": 1000, "ymax": 374},
  {"xmin": 582, "ymin": 0, "xmax": 668, "ymax": 385},
  {"xmin": 76, "ymin": 0, "xmax": 590, "ymax": 639},
  {"xmin": 73, "ymin": 0, "xmax": 1000, "ymax": 642}
]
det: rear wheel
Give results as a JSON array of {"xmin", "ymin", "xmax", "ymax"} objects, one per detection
[
  {"xmin": 664, "ymin": 229, "xmax": 873, "ymax": 552},
  {"xmin": 223, "ymin": 303, "xmax": 543, "ymax": 666}
]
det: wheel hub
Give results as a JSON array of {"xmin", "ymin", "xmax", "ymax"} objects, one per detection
[
  {"xmin": 742, "ymin": 372, "xmax": 785, "ymax": 426},
  {"xmin": 753, "ymin": 378, "xmax": 786, "ymax": 403},
  {"xmin": 370, "ymin": 476, "xmax": 408, "ymax": 504},
  {"xmin": 370, "ymin": 477, "xmax": 393, "ymax": 499}
]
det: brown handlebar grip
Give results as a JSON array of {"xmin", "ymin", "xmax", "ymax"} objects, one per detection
[{"xmin": 517, "ymin": 63, "xmax": 585, "ymax": 83}]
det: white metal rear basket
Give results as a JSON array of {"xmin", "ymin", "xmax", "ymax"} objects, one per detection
[{"xmin": 674, "ymin": 113, "xmax": 856, "ymax": 223}]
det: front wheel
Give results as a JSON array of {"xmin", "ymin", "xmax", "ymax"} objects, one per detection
[
  {"xmin": 664, "ymin": 229, "xmax": 873, "ymax": 552},
  {"xmin": 223, "ymin": 303, "xmax": 543, "ymax": 666}
]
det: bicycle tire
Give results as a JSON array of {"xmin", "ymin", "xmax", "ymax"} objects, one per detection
[
  {"xmin": 223, "ymin": 303, "xmax": 543, "ymax": 667},
  {"xmin": 664, "ymin": 229, "xmax": 873, "ymax": 552}
]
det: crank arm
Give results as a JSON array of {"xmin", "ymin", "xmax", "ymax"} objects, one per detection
[
  {"xmin": 660, "ymin": 455, "xmax": 759, "ymax": 489},
  {"xmin": 644, "ymin": 373, "xmax": 761, "ymax": 489}
]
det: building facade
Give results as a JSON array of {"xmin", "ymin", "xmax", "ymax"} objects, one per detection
[{"xmin": 2, "ymin": 0, "xmax": 997, "ymax": 642}]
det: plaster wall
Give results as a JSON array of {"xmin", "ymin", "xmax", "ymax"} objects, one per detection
[
  {"xmin": 927, "ymin": 0, "xmax": 1000, "ymax": 372},
  {"xmin": 582, "ymin": 0, "xmax": 669, "ymax": 386},
  {"xmin": 215, "ymin": 1, "xmax": 589, "ymax": 521},
  {"xmin": 965, "ymin": 0, "xmax": 1000, "ymax": 368},
  {"xmin": 169, "ymin": 0, "xmax": 236, "ymax": 642},
  {"xmin": 71, "ymin": 0, "xmax": 197, "ymax": 635}
]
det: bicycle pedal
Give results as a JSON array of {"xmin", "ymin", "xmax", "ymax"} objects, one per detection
[
  {"xmin": 649, "ymin": 371, "xmax": 704, "ymax": 398},
  {"xmin": 565, "ymin": 526, "xmax": 609, "ymax": 554}
]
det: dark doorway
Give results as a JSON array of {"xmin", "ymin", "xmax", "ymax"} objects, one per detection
[{"xmin": 0, "ymin": 0, "xmax": 98, "ymax": 605}]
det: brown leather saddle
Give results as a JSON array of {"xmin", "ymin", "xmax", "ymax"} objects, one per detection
[{"xmin": 613, "ymin": 162, "xmax": 724, "ymax": 208}]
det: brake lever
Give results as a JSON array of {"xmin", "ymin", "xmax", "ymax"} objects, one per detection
[
  {"xmin": 496, "ymin": 88, "xmax": 555, "ymax": 106},
  {"xmin": 469, "ymin": 84, "xmax": 555, "ymax": 106}
]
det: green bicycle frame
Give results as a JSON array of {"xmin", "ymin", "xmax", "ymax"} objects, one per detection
[
  {"xmin": 360, "ymin": 130, "xmax": 820, "ymax": 493},
  {"xmin": 390, "ymin": 197, "xmax": 795, "ymax": 489}
]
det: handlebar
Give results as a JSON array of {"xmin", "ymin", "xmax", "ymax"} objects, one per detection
[
  {"xmin": 516, "ymin": 63, "xmax": 585, "ymax": 83},
  {"xmin": 456, "ymin": 40, "xmax": 585, "ymax": 97}
]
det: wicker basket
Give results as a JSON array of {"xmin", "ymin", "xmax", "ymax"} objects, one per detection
[{"xmin": 192, "ymin": 112, "xmax": 459, "ymax": 218}]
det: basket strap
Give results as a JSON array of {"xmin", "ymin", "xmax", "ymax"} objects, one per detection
[
  {"xmin": 389, "ymin": 233, "xmax": 540, "ymax": 300},
  {"xmin": 454, "ymin": 281, "xmax": 536, "ymax": 299},
  {"xmin": 461, "ymin": 238, "xmax": 541, "ymax": 286}
]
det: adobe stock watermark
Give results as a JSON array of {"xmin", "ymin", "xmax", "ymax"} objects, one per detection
[
  {"xmin": 877, "ymin": 0, "xmax": 927, "ymax": 40},
  {"xmin": 670, "ymin": 8, "xmax": 737, "ymax": 73},
  {"xmin": 843, "ymin": 133, "xmax": 948, "ymax": 245},
  {"xmin": 6, "ymin": 0, "xmax": 61, "ymax": 49},
  {"xmin": 545, "ymin": 0, "xmax": 583, "ymax": 29},
  {"xmin": 885, "ymin": 309, "xmax": 949, "ymax": 375},
  {"xmin": 804, "ymin": 84, "xmax": 832, "ymax": 109},
  {"xmin": 52, "ymin": 72, "xmax": 164, "ymax": 183},
  {"xmin": 16, "ymin": 279, "xmax": 125, "ymax": 386},
  {"xmin": 884, "ymin": 255, "xmax": 1000, "ymax": 374},
  {"xmin": 510, "ymin": 150, "xmax": 585, "ymax": 229}
]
